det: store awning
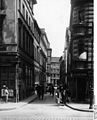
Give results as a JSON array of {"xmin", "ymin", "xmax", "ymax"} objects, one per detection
[{"xmin": 79, "ymin": 52, "xmax": 87, "ymax": 60}]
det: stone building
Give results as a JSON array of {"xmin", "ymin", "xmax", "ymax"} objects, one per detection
[
  {"xmin": 0, "ymin": 0, "xmax": 51, "ymax": 102},
  {"xmin": 46, "ymin": 48, "xmax": 52, "ymax": 84},
  {"xmin": 68, "ymin": 0, "xmax": 93, "ymax": 101},
  {"xmin": 0, "ymin": 0, "xmax": 37, "ymax": 101},
  {"xmin": 50, "ymin": 57, "xmax": 60, "ymax": 87},
  {"xmin": 39, "ymin": 28, "xmax": 50, "ymax": 86}
]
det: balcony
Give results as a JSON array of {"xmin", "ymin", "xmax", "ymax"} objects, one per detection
[
  {"xmin": 71, "ymin": 23, "xmax": 87, "ymax": 38},
  {"xmin": 71, "ymin": 0, "xmax": 93, "ymax": 6}
]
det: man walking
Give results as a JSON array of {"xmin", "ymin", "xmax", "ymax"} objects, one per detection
[
  {"xmin": 36, "ymin": 84, "xmax": 41, "ymax": 100},
  {"xmin": 41, "ymin": 85, "xmax": 44, "ymax": 100}
]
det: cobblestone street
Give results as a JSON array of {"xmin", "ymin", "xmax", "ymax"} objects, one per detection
[{"xmin": 0, "ymin": 94, "xmax": 94, "ymax": 120}]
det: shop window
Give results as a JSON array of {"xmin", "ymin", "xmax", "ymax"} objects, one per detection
[
  {"xmin": 29, "ymin": 36, "xmax": 32, "ymax": 56},
  {"xmin": 0, "ymin": 67, "xmax": 15, "ymax": 88},
  {"xmin": 25, "ymin": 30, "xmax": 27, "ymax": 52}
]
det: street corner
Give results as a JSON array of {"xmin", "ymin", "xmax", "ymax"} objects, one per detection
[{"xmin": 66, "ymin": 103, "xmax": 94, "ymax": 112}]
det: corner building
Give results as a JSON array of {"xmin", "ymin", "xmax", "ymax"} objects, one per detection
[
  {"xmin": 69, "ymin": 0, "xmax": 93, "ymax": 101},
  {"xmin": 0, "ymin": 0, "xmax": 37, "ymax": 101}
]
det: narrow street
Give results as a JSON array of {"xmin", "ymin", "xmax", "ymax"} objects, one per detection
[{"xmin": 0, "ymin": 94, "xmax": 94, "ymax": 120}]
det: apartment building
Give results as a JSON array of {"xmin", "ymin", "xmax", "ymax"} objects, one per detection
[{"xmin": 50, "ymin": 57, "xmax": 60, "ymax": 87}]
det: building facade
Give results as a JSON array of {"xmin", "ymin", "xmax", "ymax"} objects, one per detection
[
  {"xmin": 0, "ymin": 0, "xmax": 38, "ymax": 102},
  {"xmin": 39, "ymin": 28, "xmax": 49, "ymax": 86},
  {"xmin": 60, "ymin": 28, "xmax": 71, "ymax": 89},
  {"xmin": 46, "ymin": 48, "xmax": 52, "ymax": 84},
  {"xmin": 59, "ymin": 55, "xmax": 65, "ymax": 86},
  {"xmin": 0, "ymin": 0, "xmax": 52, "ymax": 102},
  {"xmin": 33, "ymin": 19, "xmax": 41, "ymax": 87},
  {"xmin": 50, "ymin": 57, "xmax": 60, "ymax": 87},
  {"xmin": 0, "ymin": 0, "xmax": 51, "ymax": 102},
  {"xmin": 68, "ymin": 0, "xmax": 93, "ymax": 101}
]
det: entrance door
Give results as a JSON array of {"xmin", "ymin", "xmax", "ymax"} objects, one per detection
[{"xmin": 77, "ymin": 78, "xmax": 86, "ymax": 101}]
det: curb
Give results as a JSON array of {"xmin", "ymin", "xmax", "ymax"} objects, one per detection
[
  {"xmin": 0, "ymin": 107, "xmax": 16, "ymax": 111},
  {"xmin": 66, "ymin": 104, "xmax": 94, "ymax": 112},
  {"xmin": 0, "ymin": 95, "xmax": 37, "ymax": 111}
]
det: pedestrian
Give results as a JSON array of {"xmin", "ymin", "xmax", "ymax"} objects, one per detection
[
  {"xmin": 36, "ymin": 84, "xmax": 41, "ymax": 100},
  {"xmin": 41, "ymin": 85, "xmax": 44, "ymax": 100},
  {"xmin": 66, "ymin": 88, "xmax": 71, "ymax": 103},
  {"xmin": 49, "ymin": 86, "xmax": 52, "ymax": 95},
  {"xmin": 51, "ymin": 85, "xmax": 54, "ymax": 97},
  {"xmin": 56, "ymin": 87, "xmax": 62, "ymax": 105},
  {"xmin": 62, "ymin": 89, "xmax": 67, "ymax": 104},
  {"xmin": 4, "ymin": 87, "xmax": 9, "ymax": 103}
]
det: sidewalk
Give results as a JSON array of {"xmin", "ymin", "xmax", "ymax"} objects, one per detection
[
  {"xmin": 0, "ymin": 94, "xmax": 37, "ymax": 111},
  {"xmin": 0, "ymin": 94, "xmax": 94, "ymax": 112},
  {"xmin": 66, "ymin": 103, "xmax": 94, "ymax": 112}
]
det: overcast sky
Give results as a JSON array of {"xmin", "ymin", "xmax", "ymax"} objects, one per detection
[{"xmin": 34, "ymin": 0, "xmax": 71, "ymax": 57}]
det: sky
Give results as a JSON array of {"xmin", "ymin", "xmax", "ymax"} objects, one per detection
[{"xmin": 34, "ymin": 0, "xmax": 71, "ymax": 57}]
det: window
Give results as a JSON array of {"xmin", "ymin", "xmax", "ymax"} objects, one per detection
[
  {"xmin": 73, "ymin": 7, "xmax": 79, "ymax": 24},
  {"xmin": 23, "ymin": 26, "xmax": 25, "ymax": 49},
  {"xmin": 78, "ymin": 9, "xmax": 84, "ymax": 23},
  {"xmin": 25, "ymin": 30, "xmax": 28, "ymax": 52},
  {"xmin": 19, "ymin": 0, "xmax": 21, "ymax": 11},
  {"xmin": 0, "ymin": 0, "xmax": 5, "ymax": 10},
  {"xmin": 54, "ymin": 74, "xmax": 55, "ymax": 77},
  {"xmin": 29, "ymin": 17, "xmax": 31, "ymax": 26},
  {"xmin": 26, "ymin": 11, "xmax": 28, "ymax": 23},
  {"xmin": 0, "ymin": 67, "xmax": 15, "ymax": 88},
  {"xmin": 22, "ymin": 4, "xmax": 25, "ymax": 18},
  {"xmin": 18, "ymin": 22, "xmax": 22, "ymax": 47}
]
